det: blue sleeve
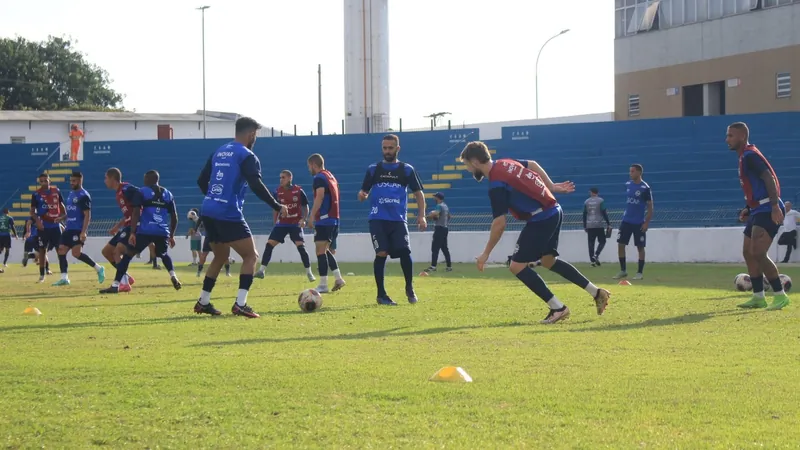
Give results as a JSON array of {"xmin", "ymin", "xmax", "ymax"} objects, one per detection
[
  {"xmin": 313, "ymin": 175, "xmax": 326, "ymax": 192},
  {"xmin": 79, "ymin": 194, "xmax": 91, "ymax": 211},
  {"xmin": 361, "ymin": 166, "xmax": 376, "ymax": 192},
  {"xmin": 300, "ymin": 189, "xmax": 309, "ymax": 206},
  {"xmin": 198, "ymin": 155, "xmax": 212, "ymax": 194},
  {"xmin": 489, "ymin": 187, "xmax": 510, "ymax": 219},
  {"xmin": 642, "ymin": 187, "xmax": 652, "ymax": 203},
  {"xmin": 130, "ymin": 190, "xmax": 144, "ymax": 207},
  {"xmin": 405, "ymin": 165, "xmax": 424, "ymax": 192},
  {"xmin": 167, "ymin": 198, "xmax": 176, "ymax": 215},
  {"xmin": 745, "ymin": 153, "xmax": 768, "ymax": 176},
  {"xmin": 240, "ymin": 154, "xmax": 262, "ymax": 178},
  {"xmin": 123, "ymin": 185, "xmax": 139, "ymax": 202}
]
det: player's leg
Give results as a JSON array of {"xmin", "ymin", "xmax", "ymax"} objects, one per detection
[
  {"xmin": 614, "ymin": 223, "xmax": 632, "ymax": 278},
  {"xmin": 69, "ymin": 233, "xmax": 105, "ymax": 283},
  {"xmin": 441, "ymin": 227, "xmax": 452, "ymax": 271},
  {"xmin": 427, "ymin": 227, "xmax": 442, "ymax": 272},
  {"xmin": 739, "ymin": 216, "xmax": 769, "ymax": 308},
  {"xmin": 1, "ymin": 239, "xmax": 10, "ymax": 266},
  {"xmin": 631, "ymin": 226, "xmax": 647, "ymax": 280},
  {"xmin": 148, "ymin": 243, "xmax": 160, "ymax": 269},
  {"xmin": 391, "ymin": 221, "xmax": 416, "ymax": 303},
  {"xmin": 587, "ymin": 229, "xmax": 597, "ymax": 265},
  {"xmin": 151, "ymin": 237, "xmax": 180, "ymax": 290},
  {"xmin": 53, "ymin": 231, "xmax": 72, "ymax": 286},
  {"xmin": 256, "ymin": 226, "xmax": 285, "ymax": 278},
  {"xmin": 37, "ymin": 231, "xmax": 54, "ymax": 282},
  {"xmin": 292, "ymin": 229, "xmax": 316, "ymax": 282},
  {"xmin": 325, "ymin": 226, "xmax": 344, "ymax": 290},
  {"xmin": 194, "ymin": 232, "xmax": 223, "ymax": 315},
  {"xmin": 99, "ymin": 236, "xmax": 146, "ymax": 293},
  {"xmin": 750, "ymin": 216, "xmax": 789, "ymax": 310},
  {"xmin": 595, "ymin": 230, "xmax": 607, "ymax": 265},
  {"xmin": 370, "ymin": 220, "xmax": 394, "ymax": 305},
  {"xmin": 314, "ymin": 226, "xmax": 344, "ymax": 292},
  {"xmin": 196, "ymin": 237, "xmax": 212, "ymax": 277}
]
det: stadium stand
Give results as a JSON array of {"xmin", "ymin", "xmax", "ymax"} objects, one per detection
[{"xmin": 2, "ymin": 112, "xmax": 799, "ymax": 236}]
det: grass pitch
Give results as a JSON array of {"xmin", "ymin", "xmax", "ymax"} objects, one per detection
[{"xmin": 1, "ymin": 260, "xmax": 799, "ymax": 449}]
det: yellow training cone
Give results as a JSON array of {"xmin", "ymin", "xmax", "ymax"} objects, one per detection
[
  {"xmin": 429, "ymin": 366, "xmax": 472, "ymax": 383},
  {"xmin": 23, "ymin": 306, "xmax": 42, "ymax": 316}
]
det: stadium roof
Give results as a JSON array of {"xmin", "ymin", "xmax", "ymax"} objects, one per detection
[{"xmin": 0, "ymin": 111, "xmax": 233, "ymax": 122}]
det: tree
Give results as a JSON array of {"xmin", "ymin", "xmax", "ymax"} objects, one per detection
[{"xmin": 0, "ymin": 36, "xmax": 125, "ymax": 111}]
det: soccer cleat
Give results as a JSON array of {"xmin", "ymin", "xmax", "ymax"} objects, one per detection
[
  {"xmin": 196, "ymin": 270, "xmax": 202, "ymax": 278},
  {"xmin": 99, "ymin": 285, "xmax": 119, "ymax": 294},
  {"xmin": 127, "ymin": 274, "xmax": 136, "ymax": 286},
  {"xmin": 445, "ymin": 267, "xmax": 453, "ymax": 272},
  {"xmin": 540, "ymin": 306, "xmax": 571, "ymax": 324},
  {"xmin": 594, "ymin": 288, "xmax": 611, "ymax": 315},
  {"xmin": 254, "ymin": 270, "xmax": 266, "ymax": 279},
  {"xmin": 171, "ymin": 276, "xmax": 182, "ymax": 291},
  {"xmin": 232, "ymin": 303, "xmax": 260, "ymax": 318},
  {"xmin": 613, "ymin": 271, "xmax": 628, "ymax": 279},
  {"xmin": 306, "ymin": 271, "xmax": 316, "ymax": 282},
  {"xmin": 118, "ymin": 283, "xmax": 132, "ymax": 293},
  {"xmin": 47, "ymin": 269, "xmax": 53, "ymax": 275},
  {"xmin": 38, "ymin": 276, "xmax": 45, "ymax": 283},
  {"xmin": 590, "ymin": 258, "xmax": 598, "ymax": 267},
  {"xmin": 632, "ymin": 273, "xmax": 644, "ymax": 280},
  {"xmin": 594, "ymin": 256, "xmax": 602, "ymax": 267},
  {"xmin": 194, "ymin": 301, "xmax": 222, "ymax": 316},
  {"xmin": 332, "ymin": 279, "xmax": 346, "ymax": 292},
  {"xmin": 737, "ymin": 296, "xmax": 768, "ymax": 309},
  {"xmin": 766, "ymin": 294, "xmax": 790, "ymax": 311},
  {"xmin": 377, "ymin": 296, "xmax": 398, "ymax": 306},
  {"xmin": 406, "ymin": 288, "xmax": 418, "ymax": 304},
  {"xmin": 152, "ymin": 264, "xmax": 162, "ymax": 270},
  {"xmin": 52, "ymin": 279, "xmax": 70, "ymax": 286},
  {"xmin": 22, "ymin": 255, "xmax": 28, "ymax": 267},
  {"xmin": 425, "ymin": 266, "xmax": 437, "ymax": 273},
  {"xmin": 97, "ymin": 266, "xmax": 106, "ymax": 284}
]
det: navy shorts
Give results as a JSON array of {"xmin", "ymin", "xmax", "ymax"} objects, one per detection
[
  {"xmin": 60, "ymin": 229, "xmax": 84, "ymax": 248},
  {"xmin": 38, "ymin": 227, "xmax": 62, "ymax": 251},
  {"xmin": 512, "ymin": 209, "xmax": 562, "ymax": 263},
  {"xmin": 269, "ymin": 226, "xmax": 305, "ymax": 244},
  {"xmin": 0, "ymin": 235, "xmax": 11, "ymax": 249},
  {"xmin": 25, "ymin": 237, "xmax": 38, "ymax": 253},
  {"xmin": 108, "ymin": 226, "xmax": 132, "ymax": 247},
  {"xmin": 201, "ymin": 237, "xmax": 212, "ymax": 253},
  {"xmin": 314, "ymin": 224, "xmax": 339, "ymax": 244},
  {"xmin": 744, "ymin": 211, "xmax": 782, "ymax": 239},
  {"xmin": 201, "ymin": 216, "xmax": 252, "ymax": 245},
  {"xmin": 618, "ymin": 221, "xmax": 646, "ymax": 248},
  {"xmin": 125, "ymin": 233, "xmax": 170, "ymax": 256},
  {"xmin": 370, "ymin": 220, "xmax": 410, "ymax": 258}
]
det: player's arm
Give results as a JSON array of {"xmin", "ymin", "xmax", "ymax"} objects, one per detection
[
  {"xmin": 582, "ymin": 204, "xmax": 588, "ymax": 229},
  {"xmin": 241, "ymin": 155, "xmax": 283, "ymax": 212},
  {"xmin": 167, "ymin": 198, "xmax": 178, "ymax": 240},
  {"xmin": 309, "ymin": 177, "xmax": 325, "ymax": 224},
  {"xmin": 601, "ymin": 200, "xmax": 611, "ymax": 226},
  {"xmin": 358, "ymin": 167, "xmax": 374, "ymax": 200},
  {"xmin": 520, "ymin": 160, "xmax": 555, "ymax": 191},
  {"xmin": 427, "ymin": 204, "xmax": 440, "ymax": 220},
  {"xmin": 29, "ymin": 195, "xmax": 43, "ymax": 229},
  {"xmin": 272, "ymin": 189, "xmax": 280, "ymax": 224},
  {"xmin": 643, "ymin": 189, "xmax": 653, "ymax": 229},
  {"xmin": 57, "ymin": 192, "xmax": 67, "ymax": 222},
  {"xmin": 746, "ymin": 155, "xmax": 780, "ymax": 205},
  {"xmin": 300, "ymin": 190, "xmax": 310, "ymax": 226},
  {"xmin": 482, "ymin": 187, "xmax": 510, "ymax": 257},
  {"xmin": 9, "ymin": 218, "xmax": 17, "ymax": 238},
  {"xmin": 197, "ymin": 155, "xmax": 212, "ymax": 194},
  {"xmin": 80, "ymin": 195, "xmax": 92, "ymax": 238},
  {"xmin": 407, "ymin": 166, "xmax": 427, "ymax": 222}
]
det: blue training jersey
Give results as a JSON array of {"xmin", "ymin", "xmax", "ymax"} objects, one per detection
[
  {"xmin": 0, "ymin": 214, "xmax": 14, "ymax": 236},
  {"xmin": 361, "ymin": 161, "xmax": 423, "ymax": 223},
  {"xmin": 134, "ymin": 186, "xmax": 176, "ymax": 237},
  {"xmin": 622, "ymin": 180, "xmax": 652, "ymax": 225},
  {"xmin": 488, "ymin": 159, "xmax": 559, "ymax": 223},
  {"xmin": 741, "ymin": 150, "xmax": 784, "ymax": 215},
  {"xmin": 201, "ymin": 141, "xmax": 261, "ymax": 222},
  {"xmin": 65, "ymin": 188, "xmax": 91, "ymax": 231}
]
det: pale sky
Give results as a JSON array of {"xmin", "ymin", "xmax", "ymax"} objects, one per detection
[{"xmin": 1, "ymin": 0, "xmax": 614, "ymax": 133}]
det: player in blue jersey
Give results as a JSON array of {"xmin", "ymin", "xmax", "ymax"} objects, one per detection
[
  {"xmin": 727, "ymin": 122, "xmax": 789, "ymax": 310},
  {"xmin": 52, "ymin": 172, "xmax": 106, "ymax": 286},
  {"xmin": 22, "ymin": 217, "xmax": 50, "ymax": 272},
  {"xmin": 358, "ymin": 134, "xmax": 427, "ymax": 305},
  {"xmin": 100, "ymin": 170, "xmax": 181, "ymax": 293},
  {"xmin": 0, "ymin": 208, "xmax": 18, "ymax": 267},
  {"xmin": 460, "ymin": 141, "xmax": 611, "ymax": 324},
  {"xmin": 195, "ymin": 117, "xmax": 288, "ymax": 318},
  {"xmin": 307, "ymin": 154, "xmax": 346, "ymax": 292},
  {"xmin": 30, "ymin": 172, "xmax": 67, "ymax": 283},
  {"xmin": 614, "ymin": 164, "xmax": 653, "ymax": 280}
]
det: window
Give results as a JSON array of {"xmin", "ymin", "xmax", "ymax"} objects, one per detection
[
  {"xmin": 776, "ymin": 73, "xmax": 791, "ymax": 98},
  {"xmin": 10, "ymin": 137, "xmax": 25, "ymax": 144},
  {"xmin": 617, "ymin": 0, "xmax": 662, "ymax": 37},
  {"xmin": 628, "ymin": 95, "xmax": 641, "ymax": 116}
]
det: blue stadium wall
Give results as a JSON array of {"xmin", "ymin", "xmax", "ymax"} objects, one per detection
[{"xmin": 1, "ymin": 112, "xmax": 798, "ymax": 235}]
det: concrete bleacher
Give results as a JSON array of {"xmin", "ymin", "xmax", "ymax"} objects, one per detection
[{"xmin": 1, "ymin": 112, "xmax": 798, "ymax": 236}]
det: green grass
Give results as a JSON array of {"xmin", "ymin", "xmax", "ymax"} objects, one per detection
[{"xmin": 1, "ymin": 260, "xmax": 799, "ymax": 448}]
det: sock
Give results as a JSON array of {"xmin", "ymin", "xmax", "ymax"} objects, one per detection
[
  {"xmin": 619, "ymin": 257, "xmax": 627, "ymax": 272},
  {"xmin": 3, "ymin": 250, "xmax": 8, "ymax": 265},
  {"xmin": 550, "ymin": 259, "xmax": 593, "ymax": 293},
  {"xmin": 296, "ymin": 245, "xmax": 310, "ymax": 269},
  {"xmin": 77, "ymin": 253, "xmax": 97, "ymax": 269},
  {"xmin": 374, "ymin": 255, "xmax": 387, "ymax": 297},
  {"xmin": 399, "ymin": 252, "xmax": 414, "ymax": 291},
  {"xmin": 224, "ymin": 263, "xmax": 231, "ymax": 273},
  {"xmin": 326, "ymin": 250, "xmax": 339, "ymax": 271},
  {"xmin": 46, "ymin": 261, "xmax": 50, "ymax": 271},
  {"xmin": 317, "ymin": 253, "xmax": 329, "ymax": 277},
  {"xmin": 515, "ymin": 267, "xmax": 558, "ymax": 305},
  {"xmin": 332, "ymin": 268, "xmax": 343, "ymax": 281},
  {"xmin": 160, "ymin": 254, "xmax": 175, "ymax": 272},
  {"xmin": 236, "ymin": 274, "xmax": 253, "ymax": 306},
  {"xmin": 199, "ymin": 276, "xmax": 216, "ymax": 305},
  {"xmin": 111, "ymin": 261, "xmax": 118, "ymax": 269},
  {"xmin": 261, "ymin": 243, "xmax": 275, "ymax": 267},
  {"xmin": 197, "ymin": 263, "xmax": 204, "ymax": 273},
  {"xmin": 152, "ymin": 258, "xmax": 158, "ymax": 267},
  {"xmin": 40, "ymin": 266, "xmax": 45, "ymax": 277},
  {"xmin": 637, "ymin": 259, "xmax": 645, "ymax": 274},
  {"xmin": 768, "ymin": 276, "xmax": 785, "ymax": 295},
  {"xmin": 751, "ymin": 275, "xmax": 765, "ymax": 297},
  {"xmin": 58, "ymin": 254, "xmax": 68, "ymax": 275},
  {"xmin": 443, "ymin": 247, "xmax": 452, "ymax": 267},
  {"xmin": 784, "ymin": 246, "xmax": 793, "ymax": 262},
  {"xmin": 115, "ymin": 254, "xmax": 133, "ymax": 283}
]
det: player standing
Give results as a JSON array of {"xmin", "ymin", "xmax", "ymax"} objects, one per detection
[
  {"xmin": 0, "ymin": 208, "xmax": 17, "ymax": 267},
  {"xmin": 583, "ymin": 187, "xmax": 611, "ymax": 266},
  {"xmin": 100, "ymin": 170, "xmax": 181, "ymax": 293},
  {"xmin": 614, "ymin": 164, "xmax": 653, "ymax": 280},
  {"xmin": 424, "ymin": 192, "xmax": 452, "ymax": 273},
  {"xmin": 22, "ymin": 217, "xmax": 49, "ymax": 272},
  {"xmin": 307, "ymin": 154, "xmax": 345, "ymax": 292},
  {"xmin": 30, "ymin": 173, "xmax": 66, "ymax": 283},
  {"xmin": 777, "ymin": 201, "xmax": 800, "ymax": 263},
  {"xmin": 255, "ymin": 170, "xmax": 315, "ymax": 282},
  {"xmin": 194, "ymin": 117, "xmax": 287, "ymax": 318},
  {"xmin": 460, "ymin": 141, "xmax": 610, "ymax": 324},
  {"xmin": 727, "ymin": 122, "xmax": 790, "ymax": 310},
  {"xmin": 101, "ymin": 168, "xmax": 138, "ymax": 289},
  {"xmin": 358, "ymin": 134, "xmax": 427, "ymax": 305}
]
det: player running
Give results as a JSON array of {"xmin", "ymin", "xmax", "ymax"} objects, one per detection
[
  {"xmin": 460, "ymin": 141, "xmax": 610, "ymax": 324},
  {"xmin": 22, "ymin": 217, "xmax": 50, "ymax": 273},
  {"xmin": 30, "ymin": 173, "xmax": 66, "ymax": 283},
  {"xmin": 358, "ymin": 134, "xmax": 427, "ymax": 305},
  {"xmin": 614, "ymin": 164, "xmax": 653, "ymax": 280},
  {"xmin": 583, "ymin": 187, "xmax": 611, "ymax": 266},
  {"xmin": 0, "ymin": 208, "xmax": 17, "ymax": 267},
  {"xmin": 194, "ymin": 117, "xmax": 287, "ymax": 318},
  {"xmin": 101, "ymin": 168, "xmax": 137, "ymax": 289},
  {"xmin": 307, "ymin": 154, "xmax": 345, "ymax": 292},
  {"xmin": 256, "ymin": 170, "xmax": 316, "ymax": 281},
  {"xmin": 727, "ymin": 122, "xmax": 790, "ymax": 310}
]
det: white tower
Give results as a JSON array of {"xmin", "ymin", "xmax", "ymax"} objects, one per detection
[{"xmin": 343, "ymin": 0, "xmax": 390, "ymax": 134}]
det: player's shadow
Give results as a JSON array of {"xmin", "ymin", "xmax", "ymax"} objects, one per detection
[
  {"xmin": 531, "ymin": 309, "xmax": 756, "ymax": 334},
  {"xmin": 5, "ymin": 292, "xmax": 96, "ymax": 301},
  {"xmin": 0, "ymin": 315, "xmax": 210, "ymax": 333},
  {"xmin": 66, "ymin": 298, "xmax": 198, "ymax": 308}
]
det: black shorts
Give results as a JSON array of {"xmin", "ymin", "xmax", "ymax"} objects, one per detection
[
  {"xmin": 38, "ymin": 227, "xmax": 62, "ymax": 251},
  {"xmin": 269, "ymin": 226, "xmax": 305, "ymax": 244},
  {"xmin": 201, "ymin": 237, "xmax": 212, "ymax": 253},
  {"xmin": 370, "ymin": 220, "xmax": 410, "ymax": 258},
  {"xmin": 108, "ymin": 226, "xmax": 132, "ymax": 247},
  {"xmin": 0, "ymin": 235, "xmax": 11, "ymax": 249},
  {"xmin": 587, "ymin": 228, "xmax": 607, "ymax": 243},
  {"xmin": 60, "ymin": 229, "xmax": 84, "ymax": 248},
  {"xmin": 201, "ymin": 216, "xmax": 252, "ymax": 244},
  {"xmin": 512, "ymin": 209, "xmax": 562, "ymax": 263},
  {"xmin": 125, "ymin": 233, "xmax": 170, "ymax": 256},
  {"xmin": 24, "ymin": 237, "xmax": 38, "ymax": 253},
  {"xmin": 744, "ymin": 211, "xmax": 782, "ymax": 239},
  {"xmin": 314, "ymin": 224, "xmax": 339, "ymax": 244},
  {"xmin": 618, "ymin": 221, "xmax": 646, "ymax": 247},
  {"xmin": 432, "ymin": 226, "xmax": 449, "ymax": 249},
  {"xmin": 778, "ymin": 230, "xmax": 797, "ymax": 247}
]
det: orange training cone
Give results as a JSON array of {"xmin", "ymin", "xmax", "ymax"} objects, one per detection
[
  {"xmin": 618, "ymin": 280, "xmax": 632, "ymax": 286},
  {"xmin": 430, "ymin": 366, "xmax": 473, "ymax": 382},
  {"xmin": 419, "ymin": 271, "xmax": 429, "ymax": 277},
  {"xmin": 23, "ymin": 306, "xmax": 42, "ymax": 316}
]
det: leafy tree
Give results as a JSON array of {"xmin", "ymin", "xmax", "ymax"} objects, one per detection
[{"xmin": 0, "ymin": 36, "xmax": 125, "ymax": 111}]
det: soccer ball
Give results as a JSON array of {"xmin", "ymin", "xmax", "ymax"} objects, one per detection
[
  {"xmin": 298, "ymin": 288, "xmax": 323, "ymax": 313},
  {"xmin": 187, "ymin": 210, "xmax": 198, "ymax": 221},
  {"xmin": 780, "ymin": 274, "xmax": 792, "ymax": 292},
  {"xmin": 734, "ymin": 273, "xmax": 752, "ymax": 291}
]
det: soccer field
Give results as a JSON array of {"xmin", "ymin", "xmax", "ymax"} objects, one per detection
[{"xmin": 1, "ymin": 261, "xmax": 798, "ymax": 448}]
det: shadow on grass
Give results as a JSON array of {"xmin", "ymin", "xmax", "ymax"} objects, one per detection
[
  {"xmin": 531, "ymin": 309, "xmax": 757, "ymax": 334},
  {"xmin": 0, "ymin": 314, "xmax": 220, "ymax": 333}
]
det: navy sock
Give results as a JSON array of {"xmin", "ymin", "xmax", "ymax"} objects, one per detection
[
  {"xmin": 202, "ymin": 276, "xmax": 216, "ymax": 293},
  {"xmin": 374, "ymin": 255, "xmax": 387, "ymax": 297},
  {"xmin": 637, "ymin": 259, "xmax": 645, "ymax": 274},
  {"xmin": 239, "ymin": 274, "xmax": 254, "ymax": 291},
  {"xmin": 3, "ymin": 250, "xmax": 8, "ymax": 265},
  {"xmin": 224, "ymin": 263, "xmax": 230, "ymax": 272},
  {"xmin": 45, "ymin": 261, "xmax": 50, "ymax": 271},
  {"xmin": 768, "ymin": 276, "xmax": 784, "ymax": 292},
  {"xmin": 197, "ymin": 263, "xmax": 204, "ymax": 273},
  {"xmin": 40, "ymin": 266, "xmax": 45, "ymax": 277},
  {"xmin": 160, "ymin": 254, "xmax": 174, "ymax": 272},
  {"xmin": 262, "ymin": 243, "xmax": 275, "ymax": 267},
  {"xmin": 77, "ymin": 253, "xmax": 96, "ymax": 268},
  {"xmin": 515, "ymin": 267, "xmax": 555, "ymax": 303},
  {"xmin": 549, "ymin": 259, "xmax": 590, "ymax": 290},
  {"xmin": 58, "ymin": 254, "xmax": 68, "ymax": 274},
  {"xmin": 326, "ymin": 250, "xmax": 339, "ymax": 271},
  {"xmin": 317, "ymin": 254, "xmax": 329, "ymax": 276},
  {"xmin": 619, "ymin": 257, "xmax": 627, "ymax": 272},
  {"xmin": 296, "ymin": 245, "xmax": 310, "ymax": 268},
  {"xmin": 399, "ymin": 252, "xmax": 414, "ymax": 290},
  {"xmin": 115, "ymin": 254, "xmax": 133, "ymax": 283},
  {"xmin": 110, "ymin": 261, "xmax": 118, "ymax": 269},
  {"xmin": 751, "ymin": 275, "xmax": 764, "ymax": 293}
]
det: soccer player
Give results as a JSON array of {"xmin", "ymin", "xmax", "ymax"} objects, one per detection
[
  {"xmin": 194, "ymin": 117, "xmax": 288, "ymax": 318},
  {"xmin": 31, "ymin": 173, "xmax": 66, "ymax": 283},
  {"xmin": 53, "ymin": 171, "xmax": 105, "ymax": 286},
  {"xmin": 0, "ymin": 208, "xmax": 17, "ymax": 267},
  {"xmin": 614, "ymin": 164, "xmax": 653, "ymax": 280},
  {"xmin": 256, "ymin": 170, "xmax": 316, "ymax": 282},
  {"xmin": 424, "ymin": 192, "xmax": 452, "ymax": 273},
  {"xmin": 727, "ymin": 122, "xmax": 790, "ymax": 310},
  {"xmin": 358, "ymin": 134, "xmax": 427, "ymax": 305},
  {"xmin": 777, "ymin": 201, "xmax": 800, "ymax": 263},
  {"xmin": 101, "ymin": 168, "xmax": 138, "ymax": 289},
  {"xmin": 99, "ymin": 170, "xmax": 181, "ymax": 294},
  {"xmin": 583, "ymin": 187, "xmax": 611, "ymax": 266},
  {"xmin": 187, "ymin": 208, "xmax": 202, "ymax": 265},
  {"xmin": 307, "ymin": 154, "xmax": 345, "ymax": 292},
  {"xmin": 22, "ymin": 217, "xmax": 49, "ymax": 272},
  {"xmin": 460, "ymin": 141, "xmax": 611, "ymax": 324},
  {"xmin": 195, "ymin": 222, "xmax": 232, "ymax": 278}
]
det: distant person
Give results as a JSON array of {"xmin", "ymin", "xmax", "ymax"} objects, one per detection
[
  {"xmin": 614, "ymin": 164, "xmax": 653, "ymax": 280},
  {"xmin": 0, "ymin": 208, "xmax": 17, "ymax": 267},
  {"xmin": 778, "ymin": 201, "xmax": 800, "ymax": 263},
  {"xmin": 583, "ymin": 187, "xmax": 611, "ymax": 266},
  {"xmin": 425, "ymin": 192, "xmax": 452, "ymax": 273},
  {"xmin": 187, "ymin": 208, "xmax": 202, "ymax": 265},
  {"xmin": 69, "ymin": 124, "xmax": 84, "ymax": 161}
]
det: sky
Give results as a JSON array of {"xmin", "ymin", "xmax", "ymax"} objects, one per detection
[{"xmin": 0, "ymin": 0, "xmax": 614, "ymax": 134}]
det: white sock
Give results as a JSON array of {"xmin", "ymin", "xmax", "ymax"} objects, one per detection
[
  {"xmin": 547, "ymin": 296, "xmax": 565, "ymax": 309},
  {"xmin": 754, "ymin": 290, "xmax": 765, "ymax": 298},
  {"xmin": 306, "ymin": 267, "xmax": 312, "ymax": 274},
  {"xmin": 61, "ymin": 273, "xmax": 68, "ymax": 281},
  {"xmin": 774, "ymin": 289, "xmax": 785, "ymax": 296},
  {"xmin": 236, "ymin": 289, "xmax": 248, "ymax": 306},
  {"xmin": 112, "ymin": 280, "xmax": 120, "ymax": 288},
  {"xmin": 333, "ymin": 269, "xmax": 343, "ymax": 281},
  {"xmin": 199, "ymin": 290, "xmax": 211, "ymax": 305},
  {"xmin": 585, "ymin": 282, "xmax": 599, "ymax": 298},
  {"xmin": 94, "ymin": 264, "xmax": 102, "ymax": 272},
  {"xmin": 169, "ymin": 270, "xmax": 176, "ymax": 278},
  {"xmin": 122, "ymin": 274, "xmax": 129, "ymax": 285},
  {"xmin": 259, "ymin": 265, "xmax": 268, "ymax": 273},
  {"xmin": 319, "ymin": 275, "xmax": 328, "ymax": 286}
]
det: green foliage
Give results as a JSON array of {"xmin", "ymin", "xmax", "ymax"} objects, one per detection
[{"xmin": 0, "ymin": 36, "xmax": 125, "ymax": 111}]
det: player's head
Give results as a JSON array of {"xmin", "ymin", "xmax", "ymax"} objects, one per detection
[
  {"xmin": 307, "ymin": 153, "xmax": 325, "ymax": 175},
  {"xmin": 589, "ymin": 187, "xmax": 599, "ymax": 197},
  {"xmin": 144, "ymin": 170, "xmax": 159, "ymax": 187},
  {"xmin": 104, "ymin": 167, "xmax": 122, "ymax": 190},
  {"xmin": 629, "ymin": 164, "xmax": 643, "ymax": 182},
  {"xmin": 786, "ymin": 201, "xmax": 793, "ymax": 211},
  {"xmin": 434, "ymin": 192, "xmax": 445, "ymax": 204},
  {"xmin": 726, "ymin": 122, "xmax": 750, "ymax": 151},
  {"xmin": 38, "ymin": 173, "xmax": 50, "ymax": 188},
  {"xmin": 459, "ymin": 141, "xmax": 493, "ymax": 182},
  {"xmin": 2, "ymin": 208, "xmax": 8, "ymax": 215},
  {"xmin": 280, "ymin": 170, "xmax": 293, "ymax": 187},
  {"xmin": 70, "ymin": 171, "xmax": 83, "ymax": 190},
  {"xmin": 381, "ymin": 134, "xmax": 400, "ymax": 162},
  {"xmin": 235, "ymin": 116, "xmax": 261, "ymax": 150}
]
